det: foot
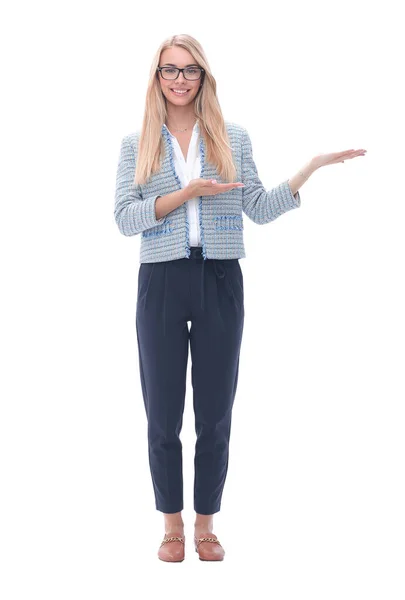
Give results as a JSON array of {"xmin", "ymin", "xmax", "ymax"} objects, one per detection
[
  {"xmin": 194, "ymin": 531, "xmax": 225, "ymax": 561},
  {"xmin": 158, "ymin": 530, "xmax": 185, "ymax": 562}
]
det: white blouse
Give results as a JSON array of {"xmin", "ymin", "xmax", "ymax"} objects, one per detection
[{"xmin": 162, "ymin": 122, "xmax": 202, "ymax": 247}]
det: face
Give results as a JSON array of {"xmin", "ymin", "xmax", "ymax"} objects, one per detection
[{"xmin": 157, "ymin": 46, "xmax": 203, "ymax": 106}]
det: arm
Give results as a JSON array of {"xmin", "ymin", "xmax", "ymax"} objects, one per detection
[
  {"xmin": 114, "ymin": 135, "xmax": 164, "ymax": 236},
  {"xmin": 155, "ymin": 187, "xmax": 191, "ymax": 220},
  {"xmin": 287, "ymin": 159, "xmax": 317, "ymax": 196},
  {"xmin": 241, "ymin": 128, "xmax": 310, "ymax": 225},
  {"xmin": 114, "ymin": 136, "xmax": 187, "ymax": 236}
]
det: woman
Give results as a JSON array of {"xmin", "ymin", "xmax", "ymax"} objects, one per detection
[{"xmin": 114, "ymin": 34, "xmax": 366, "ymax": 562}]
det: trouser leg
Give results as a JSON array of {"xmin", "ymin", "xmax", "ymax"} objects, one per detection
[
  {"xmin": 189, "ymin": 256, "xmax": 245, "ymax": 515},
  {"xmin": 136, "ymin": 260, "xmax": 190, "ymax": 513}
]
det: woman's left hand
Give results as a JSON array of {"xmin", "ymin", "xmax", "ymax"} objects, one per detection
[{"xmin": 311, "ymin": 148, "xmax": 367, "ymax": 170}]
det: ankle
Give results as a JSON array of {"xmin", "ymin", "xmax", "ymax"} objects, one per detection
[
  {"xmin": 164, "ymin": 523, "xmax": 184, "ymax": 533},
  {"xmin": 194, "ymin": 522, "xmax": 214, "ymax": 534},
  {"xmin": 163, "ymin": 511, "xmax": 184, "ymax": 533},
  {"xmin": 164, "ymin": 523, "xmax": 184, "ymax": 535}
]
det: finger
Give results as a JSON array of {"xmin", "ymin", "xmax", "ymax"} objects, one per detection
[
  {"xmin": 216, "ymin": 183, "xmax": 244, "ymax": 189},
  {"xmin": 343, "ymin": 149, "xmax": 367, "ymax": 157}
]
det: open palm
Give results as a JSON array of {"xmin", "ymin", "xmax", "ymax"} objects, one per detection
[{"xmin": 313, "ymin": 148, "xmax": 367, "ymax": 169}]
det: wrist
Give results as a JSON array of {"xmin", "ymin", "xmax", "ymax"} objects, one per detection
[{"xmin": 178, "ymin": 185, "xmax": 192, "ymax": 204}]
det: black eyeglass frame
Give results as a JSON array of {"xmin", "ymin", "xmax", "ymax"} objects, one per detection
[{"xmin": 157, "ymin": 66, "xmax": 205, "ymax": 81}]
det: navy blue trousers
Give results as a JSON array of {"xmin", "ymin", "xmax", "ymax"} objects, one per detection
[{"xmin": 135, "ymin": 246, "xmax": 244, "ymax": 515}]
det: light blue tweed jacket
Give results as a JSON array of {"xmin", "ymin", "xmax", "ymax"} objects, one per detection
[{"xmin": 114, "ymin": 121, "xmax": 301, "ymax": 263}]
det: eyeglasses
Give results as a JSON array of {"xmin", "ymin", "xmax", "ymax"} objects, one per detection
[{"xmin": 157, "ymin": 66, "xmax": 205, "ymax": 81}]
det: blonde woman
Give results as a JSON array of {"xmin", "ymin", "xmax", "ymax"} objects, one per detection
[{"xmin": 114, "ymin": 34, "xmax": 366, "ymax": 562}]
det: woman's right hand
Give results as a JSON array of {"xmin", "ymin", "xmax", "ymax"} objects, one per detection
[{"xmin": 185, "ymin": 178, "xmax": 244, "ymax": 199}]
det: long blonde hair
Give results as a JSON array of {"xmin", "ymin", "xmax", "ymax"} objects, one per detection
[{"xmin": 134, "ymin": 34, "xmax": 237, "ymax": 185}]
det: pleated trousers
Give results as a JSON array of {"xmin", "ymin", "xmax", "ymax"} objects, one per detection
[{"xmin": 135, "ymin": 246, "xmax": 244, "ymax": 515}]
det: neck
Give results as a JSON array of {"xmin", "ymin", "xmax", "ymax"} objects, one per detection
[{"xmin": 166, "ymin": 104, "xmax": 197, "ymax": 130}]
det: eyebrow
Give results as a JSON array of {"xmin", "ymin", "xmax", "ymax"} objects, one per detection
[{"xmin": 162, "ymin": 63, "xmax": 199, "ymax": 67}]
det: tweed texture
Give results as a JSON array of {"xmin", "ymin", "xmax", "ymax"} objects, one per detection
[{"xmin": 114, "ymin": 121, "xmax": 301, "ymax": 263}]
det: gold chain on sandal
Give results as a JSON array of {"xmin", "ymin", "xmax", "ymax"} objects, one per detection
[
  {"xmin": 160, "ymin": 536, "xmax": 185, "ymax": 547},
  {"xmin": 195, "ymin": 536, "xmax": 222, "ymax": 547}
]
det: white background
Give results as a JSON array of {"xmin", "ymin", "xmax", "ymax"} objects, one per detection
[{"xmin": 1, "ymin": 0, "xmax": 404, "ymax": 598}]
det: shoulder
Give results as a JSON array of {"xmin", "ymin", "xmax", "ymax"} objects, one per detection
[
  {"xmin": 224, "ymin": 120, "xmax": 250, "ymax": 147},
  {"xmin": 119, "ymin": 131, "xmax": 141, "ymax": 156},
  {"xmin": 124, "ymin": 130, "xmax": 141, "ymax": 144},
  {"xmin": 224, "ymin": 121, "xmax": 251, "ymax": 157},
  {"xmin": 224, "ymin": 120, "xmax": 248, "ymax": 137}
]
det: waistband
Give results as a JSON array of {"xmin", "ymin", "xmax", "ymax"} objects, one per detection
[
  {"xmin": 188, "ymin": 246, "xmax": 238, "ymax": 312},
  {"xmin": 159, "ymin": 246, "xmax": 240, "ymax": 336}
]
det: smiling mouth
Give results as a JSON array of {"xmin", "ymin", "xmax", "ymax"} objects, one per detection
[{"xmin": 170, "ymin": 89, "xmax": 191, "ymax": 94}]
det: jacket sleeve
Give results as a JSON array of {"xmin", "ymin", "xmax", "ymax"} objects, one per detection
[
  {"xmin": 114, "ymin": 135, "xmax": 165, "ymax": 236},
  {"xmin": 241, "ymin": 128, "xmax": 301, "ymax": 225}
]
